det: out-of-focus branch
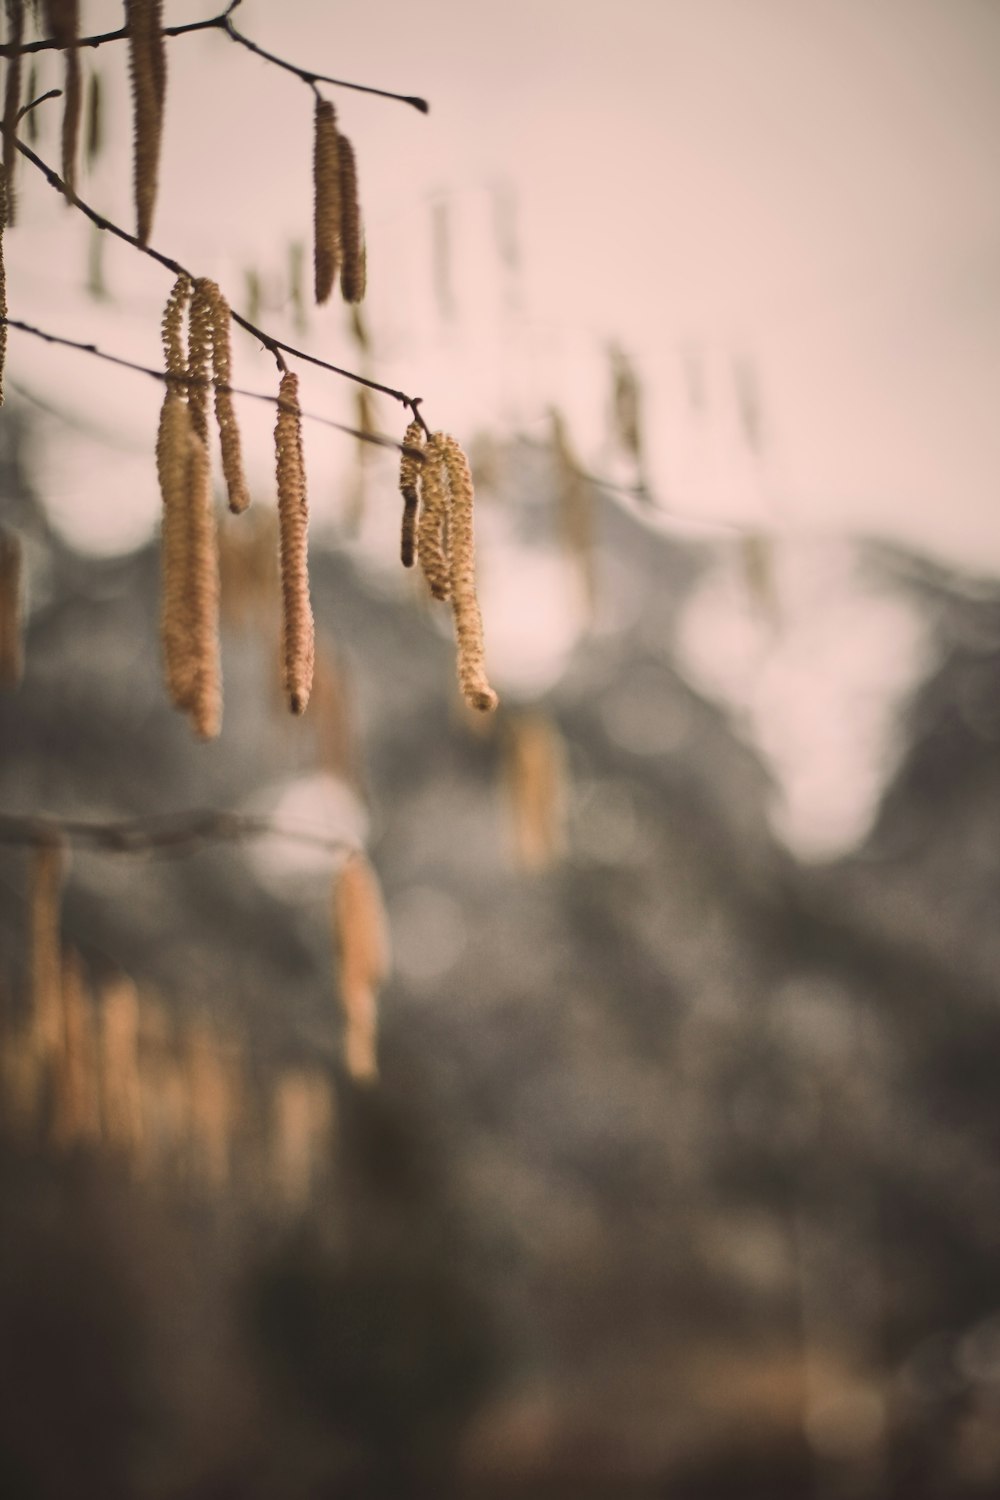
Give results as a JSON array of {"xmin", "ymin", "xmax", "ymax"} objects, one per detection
[{"xmin": 0, "ymin": 810, "xmax": 356, "ymax": 860}]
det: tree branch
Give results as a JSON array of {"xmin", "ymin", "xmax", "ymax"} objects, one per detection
[
  {"xmin": 14, "ymin": 137, "xmax": 433, "ymax": 434},
  {"xmin": 0, "ymin": 5, "xmax": 430, "ymax": 113},
  {"xmin": 0, "ymin": 809, "xmax": 357, "ymax": 860},
  {"xmin": 2, "ymin": 316, "xmax": 427, "ymax": 458}
]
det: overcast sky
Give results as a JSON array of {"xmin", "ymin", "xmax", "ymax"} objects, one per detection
[{"xmin": 7, "ymin": 0, "xmax": 1000, "ymax": 573}]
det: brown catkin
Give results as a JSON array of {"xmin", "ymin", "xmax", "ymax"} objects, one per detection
[
  {"xmin": 439, "ymin": 433, "xmax": 498, "ymax": 711},
  {"xmin": 398, "ymin": 418, "xmax": 423, "ymax": 568},
  {"xmin": 157, "ymin": 390, "xmax": 197, "ymax": 709},
  {"xmin": 504, "ymin": 713, "xmax": 567, "ymax": 872},
  {"xmin": 186, "ymin": 277, "xmax": 214, "ymax": 446},
  {"xmin": 99, "ymin": 975, "xmax": 144, "ymax": 1160},
  {"xmin": 206, "ymin": 280, "xmax": 250, "ymax": 514},
  {"xmin": 609, "ymin": 342, "xmax": 643, "ymax": 466},
  {"xmin": 2, "ymin": 0, "xmax": 24, "ymax": 222},
  {"xmin": 183, "ymin": 422, "xmax": 222, "ymax": 739},
  {"xmin": 416, "ymin": 437, "xmax": 451, "ymax": 602},
  {"xmin": 161, "ymin": 272, "xmax": 191, "ymax": 383},
  {"xmin": 0, "ymin": 529, "xmax": 22, "ymax": 685},
  {"xmin": 337, "ymin": 133, "xmax": 365, "ymax": 303},
  {"xmin": 44, "ymin": 1, "xmax": 81, "ymax": 198},
  {"xmin": 312, "ymin": 97, "xmax": 340, "ymax": 305},
  {"xmin": 84, "ymin": 69, "xmax": 102, "ymax": 170},
  {"xmin": 275, "ymin": 369, "xmax": 314, "ymax": 714},
  {"xmin": 125, "ymin": 0, "xmax": 165, "ymax": 246},
  {"xmin": 333, "ymin": 853, "xmax": 389, "ymax": 1084}
]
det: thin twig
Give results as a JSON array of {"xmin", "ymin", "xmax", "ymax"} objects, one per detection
[
  {"xmin": 14, "ymin": 136, "xmax": 432, "ymax": 430},
  {"xmin": 1, "ymin": 316, "xmax": 427, "ymax": 458},
  {"xmin": 0, "ymin": 809, "xmax": 357, "ymax": 860},
  {"xmin": 0, "ymin": 4, "xmax": 429, "ymax": 113}
]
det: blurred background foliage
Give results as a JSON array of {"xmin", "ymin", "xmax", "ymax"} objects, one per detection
[{"xmin": 3, "ymin": 385, "xmax": 1000, "ymax": 1497}]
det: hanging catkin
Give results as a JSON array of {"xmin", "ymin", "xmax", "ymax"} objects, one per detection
[
  {"xmin": 84, "ymin": 69, "xmax": 102, "ymax": 171},
  {"xmin": 156, "ymin": 391, "xmax": 197, "ymax": 710},
  {"xmin": 398, "ymin": 418, "xmax": 423, "ymax": 568},
  {"xmin": 332, "ymin": 853, "xmax": 389, "ymax": 1084},
  {"xmin": 312, "ymin": 97, "xmax": 340, "ymax": 305},
  {"xmin": 503, "ymin": 713, "xmax": 567, "ymax": 872},
  {"xmin": 416, "ymin": 434, "xmax": 451, "ymax": 602},
  {"xmin": 275, "ymin": 369, "xmax": 314, "ymax": 714},
  {"xmin": 186, "ymin": 277, "xmax": 214, "ymax": 447},
  {"xmin": 125, "ymin": 0, "xmax": 165, "ymax": 246},
  {"xmin": 2, "ymin": 0, "xmax": 24, "ymax": 222},
  {"xmin": 184, "ymin": 422, "xmax": 222, "ymax": 739},
  {"xmin": 0, "ymin": 529, "xmax": 22, "ymax": 685},
  {"xmin": 44, "ymin": 0, "xmax": 81, "ymax": 199},
  {"xmin": 99, "ymin": 974, "xmax": 144, "ymax": 1160},
  {"xmin": 156, "ymin": 276, "xmax": 194, "ymax": 707},
  {"xmin": 207, "ymin": 280, "xmax": 250, "ymax": 514},
  {"xmin": 161, "ymin": 271, "xmax": 191, "ymax": 384},
  {"xmin": 337, "ymin": 133, "xmax": 365, "ymax": 303},
  {"xmin": 438, "ymin": 433, "xmax": 498, "ymax": 712}
]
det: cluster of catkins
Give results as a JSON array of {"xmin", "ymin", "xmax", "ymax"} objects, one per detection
[
  {"xmin": 157, "ymin": 274, "xmax": 246, "ymax": 738},
  {"xmin": 399, "ymin": 423, "xmax": 498, "ymax": 713},
  {"xmin": 312, "ymin": 97, "xmax": 366, "ymax": 305}
]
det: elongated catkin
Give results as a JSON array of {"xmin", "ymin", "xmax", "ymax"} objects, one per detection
[
  {"xmin": 417, "ymin": 436, "xmax": 451, "ymax": 602},
  {"xmin": 186, "ymin": 277, "xmax": 214, "ymax": 446},
  {"xmin": 439, "ymin": 433, "xmax": 498, "ymax": 712},
  {"xmin": 156, "ymin": 390, "xmax": 196, "ymax": 709},
  {"xmin": 312, "ymin": 97, "xmax": 340, "ymax": 305},
  {"xmin": 398, "ymin": 418, "xmax": 423, "ymax": 568},
  {"xmin": 2, "ymin": 0, "xmax": 24, "ymax": 222},
  {"xmin": 161, "ymin": 272, "xmax": 191, "ymax": 384},
  {"xmin": 85, "ymin": 70, "xmax": 102, "ymax": 170},
  {"xmin": 207, "ymin": 281, "xmax": 250, "ymax": 513},
  {"xmin": 125, "ymin": 0, "xmax": 165, "ymax": 245},
  {"xmin": 337, "ymin": 133, "xmax": 365, "ymax": 303},
  {"xmin": 184, "ymin": 423, "xmax": 222, "ymax": 739},
  {"xmin": 44, "ymin": 1, "xmax": 81, "ymax": 198},
  {"xmin": 332, "ymin": 853, "xmax": 389, "ymax": 1084},
  {"xmin": 275, "ymin": 370, "xmax": 314, "ymax": 714}
]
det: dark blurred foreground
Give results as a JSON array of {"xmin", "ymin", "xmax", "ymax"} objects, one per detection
[{"xmin": 3, "ymin": 409, "xmax": 1000, "ymax": 1498}]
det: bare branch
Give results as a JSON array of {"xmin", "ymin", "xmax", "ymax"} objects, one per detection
[
  {"xmin": 0, "ymin": 5, "xmax": 430, "ymax": 113},
  {"xmin": 0, "ymin": 809, "xmax": 358, "ymax": 860},
  {"xmin": 0, "ymin": 316, "xmax": 427, "ymax": 458},
  {"xmin": 14, "ymin": 137, "xmax": 431, "ymax": 428}
]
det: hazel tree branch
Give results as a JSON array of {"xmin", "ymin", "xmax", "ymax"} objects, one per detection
[
  {"xmin": 2, "ymin": 316, "xmax": 427, "ymax": 458},
  {"xmin": 14, "ymin": 136, "xmax": 433, "ymax": 435},
  {"xmin": 0, "ymin": 809, "xmax": 357, "ymax": 860},
  {"xmin": 0, "ymin": 2, "xmax": 430, "ymax": 113}
]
